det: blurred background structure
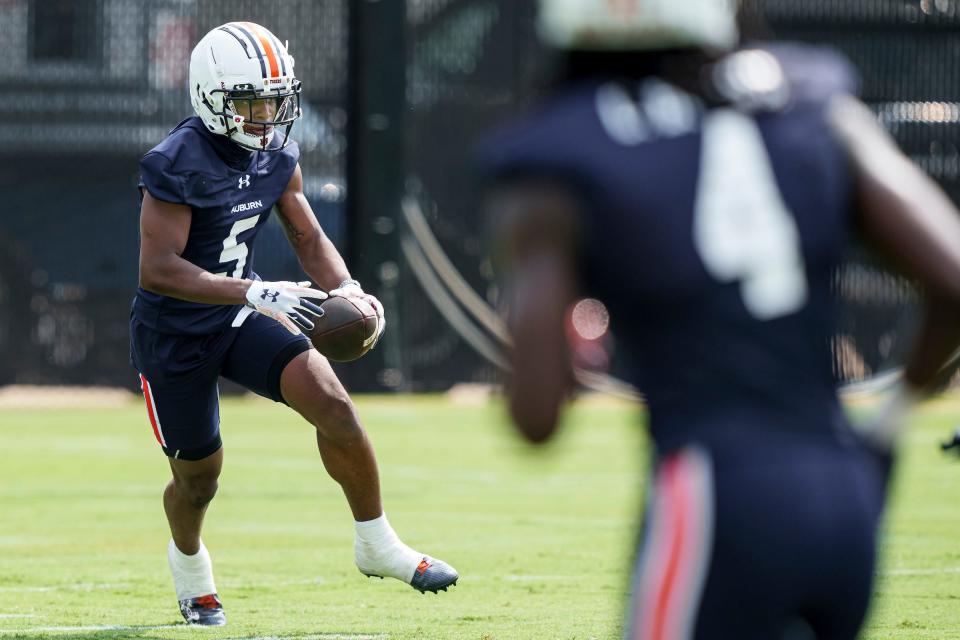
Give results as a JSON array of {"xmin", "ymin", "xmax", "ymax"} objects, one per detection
[{"xmin": 0, "ymin": 0, "xmax": 955, "ymax": 392}]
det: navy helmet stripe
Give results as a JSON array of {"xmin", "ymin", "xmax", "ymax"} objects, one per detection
[
  {"xmin": 266, "ymin": 32, "xmax": 288, "ymax": 76},
  {"xmin": 226, "ymin": 23, "xmax": 267, "ymax": 80},
  {"xmin": 217, "ymin": 26, "xmax": 252, "ymax": 58}
]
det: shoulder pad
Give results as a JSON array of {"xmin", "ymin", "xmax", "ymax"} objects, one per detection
[
  {"xmin": 139, "ymin": 151, "xmax": 185, "ymax": 204},
  {"xmin": 713, "ymin": 44, "xmax": 859, "ymax": 113},
  {"xmin": 763, "ymin": 43, "xmax": 860, "ymax": 104}
]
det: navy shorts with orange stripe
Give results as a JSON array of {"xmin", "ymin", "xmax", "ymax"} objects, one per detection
[
  {"xmin": 624, "ymin": 432, "xmax": 886, "ymax": 640},
  {"xmin": 131, "ymin": 311, "xmax": 310, "ymax": 460}
]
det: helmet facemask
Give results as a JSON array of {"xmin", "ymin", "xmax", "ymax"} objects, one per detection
[{"xmin": 209, "ymin": 81, "xmax": 302, "ymax": 151}]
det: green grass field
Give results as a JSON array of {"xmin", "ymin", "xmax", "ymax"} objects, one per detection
[{"xmin": 1, "ymin": 392, "xmax": 959, "ymax": 639}]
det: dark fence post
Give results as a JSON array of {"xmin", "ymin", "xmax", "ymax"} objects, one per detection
[{"xmin": 345, "ymin": 0, "xmax": 408, "ymax": 391}]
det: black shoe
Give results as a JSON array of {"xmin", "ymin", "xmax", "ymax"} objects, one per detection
[
  {"xmin": 409, "ymin": 556, "xmax": 459, "ymax": 594},
  {"xmin": 178, "ymin": 593, "xmax": 226, "ymax": 626},
  {"xmin": 941, "ymin": 429, "xmax": 960, "ymax": 454}
]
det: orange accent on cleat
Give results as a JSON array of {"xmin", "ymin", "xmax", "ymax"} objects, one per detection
[
  {"xmin": 178, "ymin": 593, "xmax": 225, "ymax": 626},
  {"xmin": 415, "ymin": 558, "xmax": 431, "ymax": 576},
  {"xmin": 195, "ymin": 594, "xmax": 220, "ymax": 608}
]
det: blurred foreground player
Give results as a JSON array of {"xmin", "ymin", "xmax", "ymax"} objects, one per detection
[
  {"xmin": 132, "ymin": 22, "xmax": 457, "ymax": 626},
  {"xmin": 481, "ymin": 1, "xmax": 960, "ymax": 637}
]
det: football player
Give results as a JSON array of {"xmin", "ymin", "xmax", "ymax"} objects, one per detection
[
  {"xmin": 480, "ymin": 1, "xmax": 960, "ymax": 638},
  {"xmin": 132, "ymin": 22, "xmax": 457, "ymax": 626}
]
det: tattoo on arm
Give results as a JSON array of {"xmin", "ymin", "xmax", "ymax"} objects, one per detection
[{"xmin": 278, "ymin": 210, "xmax": 306, "ymax": 246}]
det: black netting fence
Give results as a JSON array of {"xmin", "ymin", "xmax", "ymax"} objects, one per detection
[
  {"xmin": 400, "ymin": 0, "xmax": 960, "ymax": 390},
  {"xmin": 0, "ymin": 0, "xmax": 346, "ymax": 387},
  {"xmin": 0, "ymin": 0, "xmax": 956, "ymax": 390}
]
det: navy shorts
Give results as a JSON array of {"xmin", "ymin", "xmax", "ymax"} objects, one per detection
[
  {"xmin": 131, "ymin": 311, "xmax": 311, "ymax": 460},
  {"xmin": 624, "ymin": 432, "xmax": 886, "ymax": 640}
]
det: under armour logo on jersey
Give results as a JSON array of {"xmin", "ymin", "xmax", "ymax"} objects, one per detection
[
  {"xmin": 238, "ymin": 174, "xmax": 251, "ymax": 189},
  {"xmin": 260, "ymin": 289, "xmax": 280, "ymax": 302}
]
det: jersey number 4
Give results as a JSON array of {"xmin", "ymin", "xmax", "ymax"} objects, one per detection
[
  {"xmin": 214, "ymin": 214, "xmax": 261, "ymax": 278},
  {"xmin": 693, "ymin": 109, "xmax": 808, "ymax": 320}
]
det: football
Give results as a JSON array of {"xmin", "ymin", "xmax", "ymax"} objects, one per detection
[{"xmin": 307, "ymin": 295, "xmax": 379, "ymax": 362}]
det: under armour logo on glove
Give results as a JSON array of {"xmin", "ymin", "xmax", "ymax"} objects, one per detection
[{"xmin": 245, "ymin": 280, "xmax": 327, "ymax": 335}]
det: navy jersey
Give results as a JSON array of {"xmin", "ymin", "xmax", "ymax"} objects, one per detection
[
  {"xmin": 133, "ymin": 116, "xmax": 299, "ymax": 335},
  {"xmin": 480, "ymin": 45, "xmax": 860, "ymax": 453}
]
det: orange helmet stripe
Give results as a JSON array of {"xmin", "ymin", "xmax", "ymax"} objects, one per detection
[{"xmin": 242, "ymin": 22, "xmax": 280, "ymax": 78}]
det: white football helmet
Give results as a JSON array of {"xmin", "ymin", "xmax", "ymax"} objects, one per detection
[
  {"xmin": 189, "ymin": 22, "xmax": 302, "ymax": 151},
  {"xmin": 538, "ymin": 0, "xmax": 739, "ymax": 52}
]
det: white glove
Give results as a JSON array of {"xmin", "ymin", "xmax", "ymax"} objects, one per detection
[
  {"xmin": 329, "ymin": 279, "xmax": 386, "ymax": 345},
  {"xmin": 851, "ymin": 381, "xmax": 922, "ymax": 450},
  {"xmin": 246, "ymin": 280, "xmax": 327, "ymax": 335}
]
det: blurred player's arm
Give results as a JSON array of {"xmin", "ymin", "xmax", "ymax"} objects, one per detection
[
  {"xmin": 489, "ymin": 182, "xmax": 579, "ymax": 443},
  {"xmin": 831, "ymin": 96, "xmax": 960, "ymax": 392},
  {"xmin": 275, "ymin": 164, "xmax": 352, "ymax": 291},
  {"xmin": 139, "ymin": 190, "xmax": 251, "ymax": 304}
]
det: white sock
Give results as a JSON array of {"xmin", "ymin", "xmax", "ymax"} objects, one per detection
[
  {"xmin": 168, "ymin": 539, "xmax": 217, "ymax": 601},
  {"xmin": 354, "ymin": 513, "xmax": 424, "ymax": 583}
]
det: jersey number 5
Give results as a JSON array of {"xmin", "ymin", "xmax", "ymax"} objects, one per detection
[
  {"xmin": 214, "ymin": 214, "xmax": 261, "ymax": 278},
  {"xmin": 693, "ymin": 109, "xmax": 808, "ymax": 320}
]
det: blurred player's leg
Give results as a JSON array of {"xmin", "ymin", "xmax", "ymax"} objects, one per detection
[
  {"xmin": 280, "ymin": 348, "xmax": 459, "ymax": 593},
  {"xmin": 625, "ymin": 441, "xmax": 880, "ymax": 640}
]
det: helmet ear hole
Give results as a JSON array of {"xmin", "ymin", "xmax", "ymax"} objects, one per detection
[{"xmin": 200, "ymin": 92, "xmax": 216, "ymax": 113}]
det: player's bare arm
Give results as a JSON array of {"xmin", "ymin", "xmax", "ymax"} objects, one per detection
[
  {"xmin": 275, "ymin": 163, "xmax": 352, "ymax": 290},
  {"xmin": 139, "ymin": 189, "xmax": 323, "ymax": 335},
  {"xmin": 276, "ymin": 163, "xmax": 385, "ymax": 323},
  {"xmin": 830, "ymin": 96, "xmax": 960, "ymax": 390},
  {"xmin": 138, "ymin": 190, "xmax": 252, "ymax": 305},
  {"xmin": 489, "ymin": 181, "xmax": 579, "ymax": 443}
]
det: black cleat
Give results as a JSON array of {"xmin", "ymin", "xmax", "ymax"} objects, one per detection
[
  {"xmin": 357, "ymin": 550, "xmax": 458, "ymax": 593},
  {"xmin": 178, "ymin": 593, "xmax": 226, "ymax": 626},
  {"xmin": 409, "ymin": 556, "xmax": 459, "ymax": 594},
  {"xmin": 941, "ymin": 429, "xmax": 960, "ymax": 454}
]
